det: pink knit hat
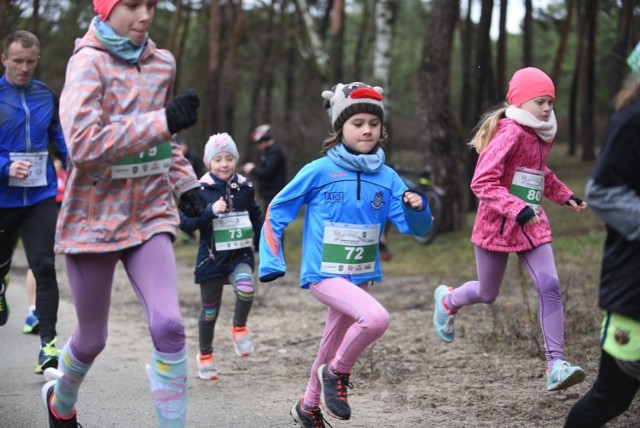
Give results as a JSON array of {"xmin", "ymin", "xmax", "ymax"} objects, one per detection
[
  {"xmin": 507, "ymin": 67, "xmax": 555, "ymax": 107},
  {"xmin": 93, "ymin": 0, "xmax": 120, "ymax": 21}
]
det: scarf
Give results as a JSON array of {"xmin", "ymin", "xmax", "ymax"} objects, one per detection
[
  {"xmin": 91, "ymin": 16, "xmax": 148, "ymax": 64},
  {"xmin": 505, "ymin": 106, "xmax": 557, "ymax": 142},
  {"xmin": 327, "ymin": 143, "xmax": 385, "ymax": 173}
]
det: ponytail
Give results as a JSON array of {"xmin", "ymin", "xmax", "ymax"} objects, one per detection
[{"xmin": 468, "ymin": 105, "xmax": 508, "ymax": 154}]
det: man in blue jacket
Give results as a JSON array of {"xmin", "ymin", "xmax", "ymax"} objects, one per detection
[{"xmin": 0, "ymin": 30, "xmax": 67, "ymax": 374}]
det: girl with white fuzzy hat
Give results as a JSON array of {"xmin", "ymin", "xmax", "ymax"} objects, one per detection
[{"xmin": 179, "ymin": 132, "xmax": 263, "ymax": 381}]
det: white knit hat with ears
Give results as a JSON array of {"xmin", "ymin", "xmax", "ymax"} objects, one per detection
[
  {"xmin": 322, "ymin": 82, "xmax": 384, "ymax": 131},
  {"xmin": 203, "ymin": 133, "xmax": 239, "ymax": 166}
]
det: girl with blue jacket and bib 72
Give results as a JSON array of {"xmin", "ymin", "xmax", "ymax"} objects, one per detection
[{"xmin": 259, "ymin": 82, "xmax": 432, "ymax": 427}]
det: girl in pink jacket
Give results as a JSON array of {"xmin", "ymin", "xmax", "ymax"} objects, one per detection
[
  {"xmin": 433, "ymin": 67, "xmax": 588, "ymax": 392},
  {"xmin": 41, "ymin": 1, "xmax": 205, "ymax": 427}
]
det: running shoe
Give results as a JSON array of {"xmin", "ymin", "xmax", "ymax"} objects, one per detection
[
  {"xmin": 41, "ymin": 378, "xmax": 82, "ymax": 427},
  {"xmin": 317, "ymin": 364, "xmax": 352, "ymax": 420},
  {"xmin": 231, "ymin": 325, "xmax": 254, "ymax": 357},
  {"xmin": 23, "ymin": 311, "xmax": 40, "ymax": 334},
  {"xmin": 291, "ymin": 398, "xmax": 331, "ymax": 427},
  {"xmin": 547, "ymin": 359, "xmax": 586, "ymax": 391},
  {"xmin": 0, "ymin": 274, "xmax": 10, "ymax": 326},
  {"xmin": 35, "ymin": 338, "xmax": 61, "ymax": 374},
  {"xmin": 433, "ymin": 285, "xmax": 457, "ymax": 343},
  {"xmin": 196, "ymin": 352, "xmax": 218, "ymax": 380}
]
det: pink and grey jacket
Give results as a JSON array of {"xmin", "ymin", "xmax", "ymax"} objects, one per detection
[
  {"xmin": 55, "ymin": 27, "xmax": 200, "ymax": 254},
  {"xmin": 470, "ymin": 118, "xmax": 573, "ymax": 252}
]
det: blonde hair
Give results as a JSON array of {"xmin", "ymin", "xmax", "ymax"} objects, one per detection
[
  {"xmin": 613, "ymin": 73, "xmax": 640, "ymax": 112},
  {"xmin": 468, "ymin": 104, "xmax": 508, "ymax": 154}
]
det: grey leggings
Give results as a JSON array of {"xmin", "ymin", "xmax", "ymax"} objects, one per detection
[{"xmin": 198, "ymin": 263, "xmax": 254, "ymax": 355}]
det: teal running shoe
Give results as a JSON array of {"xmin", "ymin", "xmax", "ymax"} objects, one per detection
[
  {"xmin": 35, "ymin": 338, "xmax": 61, "ymax": 374},
  {"xmin": 547, "ymin": 359, "xmax": 586, "ymax": 391},
  {"xmin": 433, "ymin": 285, "xmax": 456, "ymax": 343}
]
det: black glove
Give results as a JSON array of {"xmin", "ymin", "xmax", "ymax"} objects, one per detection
[
  {"xmin": 178, "ymin": 187, "xmax": 207, "ymax": 217},
  {"xmin": 566, "ymin": 195, "xmax": 584, "ymax": 206},
  {"xmin": 515, "ymin": 206, "xmax": 536, "ymax": 226},
  {"xmin": 166, "ymin": 89, "xmax": 200, "ymax": 134}
]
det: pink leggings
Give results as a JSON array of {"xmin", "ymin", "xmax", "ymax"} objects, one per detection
[
  {"xmin": 303, "ymin": 278, "xmax": 390, "ymax": 408},
  {"xmin": 64, "ymin": 233, "xmax": 186, "ymax": 363}
]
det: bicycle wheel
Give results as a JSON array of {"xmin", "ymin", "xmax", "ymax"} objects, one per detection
[{"xmin": 414, "ymin": 187, "xmax": 442, "ymax": 245}]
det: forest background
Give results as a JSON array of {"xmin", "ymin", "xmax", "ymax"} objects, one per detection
[{"xmin": 1, "ymin": 0, "xmax": 639, "ymax": 235}]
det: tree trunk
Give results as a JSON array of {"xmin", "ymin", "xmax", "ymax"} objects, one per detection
[
  {"xmin": 551, "ymin": 0, "xmax": 573, "ymax": 83},
  {"xmin": 418, "ymin": 0, "xmax": 465, "ymax": 233},
  {"xmin": 580, "ymin": 0, "xmax": 597, "ymax": 161},
  {"xmin": 568, "ymin": 1, "xmax": 582, "ymax": 157},
  {"xmin": 330, "ymin": 0, "xmax": 345, "ymax": 83},
  {"xmin": 523, "ymin": 0, "xmax": 533, "ymax": 66},
  {"xmin": 459, "ymin": 0, "xmax": 473, "ymax": 132},
  {"xmin": 224, "ymin": 0, "xmax": 243, "ymax": 136},
  {"xmin": 293, "ymin": 0, "xmax": 329, "ymax": 80},
  {"xmin": 496, "ymin": 0, "xmax": 508, "ymax": 97},
  {"xmin": 31, "ymin": 0, "xmax": 40, "ymax": 36},
  {"xmin": 207, "ymin": 0, "xmax": 222, "ymax": 134},
  {"xmin": 609, "ymin": 0, "xmax": 633, "ymax": 101},
  {"xmin": 468, "ymin": 0, "xmax": 494, "ymax": 211},
  {"xmin": 353, "ymin": 0, "xmax": 371, "ymax": 80},
  {"xmin": 166, "ymin": 0, "xmax": 183, "ymax": 53},
  {"xmin": 174, "ymin": 0, "xmax": 192, "ymax": 90}
]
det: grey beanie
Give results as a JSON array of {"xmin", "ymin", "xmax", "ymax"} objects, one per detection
[
  {"xmin": 322, "ymin": 82, "xmax": 384, "ymax": 131},
  {"xmin": 203, "ymin": 133, "xmax": 239, "ymax": 166}
]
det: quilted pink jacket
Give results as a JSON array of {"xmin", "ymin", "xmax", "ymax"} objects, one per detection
[
  {"xmin": 470, "ymin": 118, "xmax": 573, "ymax": 252},
  {"xmin": 55, "ymin": 27, "xmax": 200, "ymax": 254}
]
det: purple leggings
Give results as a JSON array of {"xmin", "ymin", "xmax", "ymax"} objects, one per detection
[
  {"xmin": 446, "ymin": 243, "xmax": 564, "ymax": 364},
  {"xmin": 303, "ymin": 278, "xmax": 390, "ymax": 408},
  {"xmin": 64, "ymin": 233, "xmax": 186, "ymax": 364}
]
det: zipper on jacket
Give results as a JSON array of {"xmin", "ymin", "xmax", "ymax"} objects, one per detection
[
  {"xmin": 499, "ymin": 217, "xmax": 506, "ymax": 235},
  {"xmin": 356, "ymin": 171, "xmax": 361, "ymax": 200},
  {"xmin": 20, "ymin": 88, "xmax": 32, "ymax": 206},
  {"xmin": 521, "ymin": 226, "xmax": 536, "ymax": 248}
]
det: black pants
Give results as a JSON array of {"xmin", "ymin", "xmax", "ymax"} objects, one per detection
[
  {"xmin": 565, "ymin": 349, "xmax": 640, "ymax": 427},
  {"xmin": 0, "ymin": 197, "xmax": 59, "ymax": 342}
]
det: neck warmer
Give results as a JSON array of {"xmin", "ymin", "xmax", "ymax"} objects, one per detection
[
  {"xmin": 91, "ymin": 16, "xmax": 147, "ymax": 64},
  {"xmin": 327, "ymin": 143, "xmax": 385, "ymax": 173},
  {"xmin": 505, "ymin": 106, "xmax": 557, "ymax": 142}
]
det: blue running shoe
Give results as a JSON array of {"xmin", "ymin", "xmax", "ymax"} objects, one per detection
[
  {"xmin": 433, "ymin": 285, "xmax": 456, "ymax": 343},
  {"xmin": 23, "ymin": 311, "xmax": 40, "ymax": 334},
  {"xmin": 0, "ymin": 275, "xmax": 10, "ymax": 326},
  {"xmin": 547, "ymin": 360, "xmax": 586, "ymax": 391},
  {"xmin": 291, "ymin": 398, "xmax": 331, "ymax": 427},
  {"xmin": 317, "ymin": 364, "xmax": 352, "ymax": 420},
  {"xmin": 35, "ymin": 338, "xmax": 61, "ymax": 374}
]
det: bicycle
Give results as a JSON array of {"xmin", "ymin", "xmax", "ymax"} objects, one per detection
[{"xmin": 393, "ymin": 164, "xmax": 445, "ymax": 245}]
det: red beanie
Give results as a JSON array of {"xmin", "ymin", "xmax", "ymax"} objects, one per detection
[
  {"xmin": 507, "ymin": 67, "xmax": 555, "ymax": 107},
  {"xmin": 93, "ymin": 0, "xmax": 120, "ymax": 21}
]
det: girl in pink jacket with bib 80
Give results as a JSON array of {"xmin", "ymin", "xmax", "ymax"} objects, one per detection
[
  {"xmin": 432, "ymin": 67, "xmax": 588, "ymax": 392},
  {"xmin": 41, "ymin": 1, "xmax": 206, "ymax": 427}
]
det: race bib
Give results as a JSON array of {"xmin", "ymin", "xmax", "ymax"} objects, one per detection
[
  {"xmin": 510, "ymin": 167, "xmax": 544, "ymax": 214},
  {"xmin": 213, "ymin": 211, "xmax": 253, "ymax": 251},
  {"xmin": 321, "ymin": 222, "xmax": 380, "ymax": 275},
  {"xmin": 112, "ymin": 141, "xmax": 171, "ymax": 179},
  {"xmin": 9, "ymin": 152, "xmax": 48, "ymax": 187}
]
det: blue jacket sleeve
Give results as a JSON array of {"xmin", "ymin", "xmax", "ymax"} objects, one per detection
[
  {"xmin": 387, "ymin": 172, "xmax": 432, "ymax": 236},
  {"xmin": 258, "ymin": 163, "xmax": 315, "ymax": 282}
]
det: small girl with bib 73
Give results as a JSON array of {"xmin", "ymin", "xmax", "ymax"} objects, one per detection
[{"xmin": 432, "ymin": 67, "xmax": 588, "ymax": 392}]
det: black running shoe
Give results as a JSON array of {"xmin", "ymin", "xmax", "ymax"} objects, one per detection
[
  {"xmin": 0, "ymin": 275, "xmax": 10, "ymax": 326},
  {"xmin": 291, "ymin": 398, "xmax": 331, "ymax": 427},
  {"xmin": 317, "ymin": 364, "xmax": 352, "ymax": 420},
  {"xmin": 41, "ymin": 380, "xmax": 82, "ymax": 427}
]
